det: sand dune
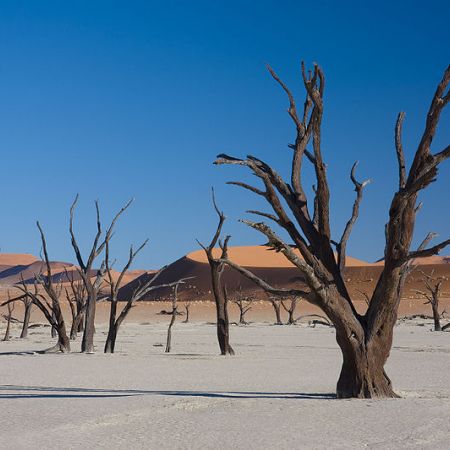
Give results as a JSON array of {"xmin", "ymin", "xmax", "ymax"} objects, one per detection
[
  {"xmin": 118, "ymin": 246, "xmax": 450, "ymax": 312},
  {"xmin": 187, "ymin": 245, "xmax": 371, "ymax": 267}
]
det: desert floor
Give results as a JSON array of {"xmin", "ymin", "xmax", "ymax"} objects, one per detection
[{"xmin": 1, "ymin": 317, "xmax": 450, "ymax": 449}]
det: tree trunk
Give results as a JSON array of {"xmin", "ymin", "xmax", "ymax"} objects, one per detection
[
  {"xmin": 270, "ymin": 300, "xmax": 282, "ymax": 325},
  {"xmin": 165, "ymin": 307, "xmax": 177, "ymax": 353},
  {"xmin": 81, "ymin": 292, "xmax": 96, "ymax": 353},
  {"xmin": 210, "ymin": 263, "xmax": 234, "ymax": 355},
  {"xmin": 20, "ymin": 303, "xmax": 32, "ymax": 338},
  {"xmin": 3, "ymin": 317, "xmax": 12, "ymax": 341},
  {"xmin": 51, "ymin": 310, "xmax": 57, "ymax": 338},
  {"xmin": 335, "ymin": 325, "xmax": 397, "ymax": 399},
  {"xmin": 56, "ymin": 325, "xmax": 71, "ymax": 353},
  {"xmin": 76, "ymin": 300, "xmax": 84, "ymax": 332},
  {"xmin": 104, "ymin": 326, "xmax": 118, "ymax": 353},
  {"xmin": 183, "ymin": 304, "xmax": 190, "ymax": 323},
  {"xmin": 431, "ymin": 301, "xmax": 441, "ymax": 332},
  {"xmin": 104, "ymin": 299, "xmax": 118, "ymax": 354}
]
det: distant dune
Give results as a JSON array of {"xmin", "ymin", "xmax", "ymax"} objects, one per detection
[
  {"xmin": 118, "ymin": 245, "xmax": 450, "ymax": 303},
  {"xmin": 0, "ymin": 253, "xmax": 147, "ymax": 288}
]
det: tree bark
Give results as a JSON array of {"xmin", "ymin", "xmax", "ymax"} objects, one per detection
[
  {"xmin": 336, "ymin": 325, "xmax": 397, "ymax": 398},
  {"xmin": 431, "ymin": 302, "xmax": 441, "ymax": 332},
  {"xmin": 270, "ymin": 299, "xmax": 283, "ymax": 325},
  {"xmin": 82, "ymin": 286, "xmax": 96, "ymax": 353},
  {"xmin": 20, "ymin": 302, "xmax": 32, "ymax": 338}
]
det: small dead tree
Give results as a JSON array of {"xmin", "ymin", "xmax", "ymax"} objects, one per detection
[
  {"xmin": 15, "ymin": 222, "xmax": 71, "ymax": 353},
  {"xmin": 232, "ymin": 286, "xmax": 254, "ymax": 325},
  {"xmin": 281, "ymin": 296, "xmax": 298, "ymax": 325},
  {"xmin": 104, "ymin": 239, "xmax": 189, "ymax": 354},
  {"xmin": 214, "ymin": 62, "xmax": 450, "ymax": 397},
  {"xmin": 2, "ymin": 293, "xmax": 15, "ymax": 341},
  {"xmin": 197, "ymin": 189, "xmax": 234, "ymax": 355},
  {"xmin": 69, "ymin": 195, "xmax": 132, "ymax": 353},
  {"xmin": 182, "ymin": 302, "xmax": 191, "ymax": 323},
  {"xmin": 166, "ymin": 283, "xmax": 182, "ymax": 353},
  {"xmin": 268, "ymin": 296, "xmax": 283, "ymax": 325},
  {"xmin": 64, "ymin": 268, "xmax": 87, "ymax": 340},
  {"xmin": 416, "ymin": 270, "xmax": 449, "ymax": 331}
]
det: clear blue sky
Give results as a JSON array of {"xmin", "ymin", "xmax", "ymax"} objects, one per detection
[{"xmin": 0, "ymin": 0, "xmax": 449, "ymax": 269}]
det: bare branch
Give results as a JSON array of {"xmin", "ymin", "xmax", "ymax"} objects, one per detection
[{"xmin": 395, "ymin": 112, "xmax": 407, "ymax": 189}]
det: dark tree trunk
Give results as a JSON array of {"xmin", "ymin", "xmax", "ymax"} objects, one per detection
[
  {"xmin": 104, "ymin": 326, "xmax": 118, "ymax": 353},
  {"xmin": 211, "ymin": 267, "xmax": 234, "ymax": 355},
  {"xmin": 336, "ymin": 324, "xmax": 397, "ymax": 399},
  {"xmin": 81, "ymin": 292, "xmax": 96, "ymax": 353},
  {"xmin": 51, "ymin": 310, "xmax": 57, "ymax": 338},
  {"xmin": 270, "ymin": 299, "xmax": 283, "ymax": 325},
  {"xmin": 165, "ymin": 306, "xmax": 177, "ymax": 353},
  {"xmin": 431, "ymin": 301, "xmax": 441, "ymax": 332},
  {"xmin": 20, "ymin": 303, "xmax": 32, "ymax": 338},
  {"xmin": 104, "ymin": 299, "xmax": 118, "ymax": 354},
  {"xmin": 3, "ymin": 314, "xmax": 12, "ymax": 341}
]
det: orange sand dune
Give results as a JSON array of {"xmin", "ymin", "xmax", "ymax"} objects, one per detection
[
  {"xmin": 187, "ymin": 246, "xmax": 371, "ymax": 267},
  {"xmin": 0, "ymin": 253, "xmax": 39, "ymax": 267}
]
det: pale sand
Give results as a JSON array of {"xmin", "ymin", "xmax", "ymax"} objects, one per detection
[{"xmin": 0, "ymin": 320, "xmax": 449, "ymax": 449}]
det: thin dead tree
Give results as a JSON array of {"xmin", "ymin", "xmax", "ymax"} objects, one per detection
[
  {"xmin": 104, "ymin": 239, "xmax": 189, "ymax": 354},
  {"xmin": 232, "ymin": 286, "xmax": 254, "ymax": 325},
  {"xmin": 182, "ymin": 302, "xmax": 191, "ymax": 323},
  {"xmin": 15, "ymin": 222, "xmax": 71, "ymax": 353},
  {"xmin": 214, "ymin": 62, "xmax": 450, "ymax": 398},
  {"xmin": 69, "ymin": 195, "xmax": 132, "ymax": 353},
  {"xmin": 416, "ymin": 270, "xmax": 449, "ymax": 332},
  {"xmin": 2, "ymin": 293, "xmax": 15, "ymax": 341},
  {"xmin": 268, "ymin": 295, "xmax": 283, "ymax": 325},
  {"xmin": 64, "ymin": 268, "xmax": 87, "ymax": 340},
  {"xmin": 197, "ymin": 189, "xmax": 234, "ymax": 355},
  {"xmin": 165, "ymin": 283, "xmax": 182, "ymax": 353},
  {"xmin": 281, "ymin": 296, "xmax": 298, "ymax": 325}
]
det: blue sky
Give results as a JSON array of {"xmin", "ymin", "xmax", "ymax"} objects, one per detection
[{"xmin": 0, "ymin": 0, "xmax": 449, "ymax": 269}]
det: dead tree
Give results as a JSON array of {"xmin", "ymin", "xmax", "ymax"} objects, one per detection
[
  {"xmin": 64, "ymin": 268, "xmax": 87, "ymax": 340},
  {"xmin": 232, "ymin": 286, "xmax": 254, "ymax": 325},
  {"xmin": 197, "ymin": 190, "xmax": 234, "ymax": 355},
  {"xmin": 268, "ymin": 296, "xmax": 283, "ymax": 325},
  {"xmin": 166, "ymin": 284, "xmax": 181, "ymax": 353},
  {"xmin": 182, "ymin": 302, "xmax": 191, "ymax": 323},
  {"xmin": 214, "ymin": 62, "xmax": 450, "ymax": 398},
  {"xmin": 104, "ymin": 239, "xmax": 189, "ymax": 353},
  {"xmin": 281, "ymin": 296, "xmax": 298, "ymax": 325},
  {"xmin": 416, "ymin": 270, "xmax": 449, "ymax": 331},
  {"xmin": 15, "ymin": 222, "xmax": 71, "ymax": 353},
  {"xmin": 2, "ymin": 293, "xmax": 15, "ymax": 341},
  {"xmin": 69, "ymin": 195, "xmax": 132, "ymax": 353}
]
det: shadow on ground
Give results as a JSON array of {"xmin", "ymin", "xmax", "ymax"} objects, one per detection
[{"xmin": 0, "ymin": 385, "xmax": 336, "ymax": 400}]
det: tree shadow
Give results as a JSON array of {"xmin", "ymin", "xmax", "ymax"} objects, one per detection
[{"xmin": 0, "ymin": 385, "xmax": 336, "ymax": 400}]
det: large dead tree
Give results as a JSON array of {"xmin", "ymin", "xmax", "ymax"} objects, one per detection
[
  {"xmin": 214, "ymin": 62, "xmax": 450, "ymax": 398},
  {"xmin": 197, "ymin": 190, "xmax": 234, "ymax": 355},
  {"xmin": 69, "ymin": 195, "xmax": 132, "ymax": 353},
  {"xmin": 416, "ymin": 270, "xmax": 449, "ymax": 332}
]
